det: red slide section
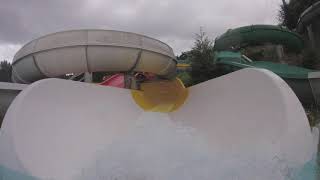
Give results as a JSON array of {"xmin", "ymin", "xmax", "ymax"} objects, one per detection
[{"xmin": 99, "ymin": 74, "xmax": 125, "ymax": 88}]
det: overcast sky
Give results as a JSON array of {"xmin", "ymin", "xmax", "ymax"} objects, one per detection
[{"xmin": 0, "ymin": 0, "xmax": 281, "ymax": 62}]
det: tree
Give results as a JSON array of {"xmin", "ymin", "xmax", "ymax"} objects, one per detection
[
  {"xmin": 189, "ymin": 29, "xmax": 217, "ymax": 84},
  {"xmin": 176, "ymin": 52, "xmax": 189, "ymax": 61},
  {"xmin": 0, "ymin": 60, "xmax": 12, "ymax": 82}
]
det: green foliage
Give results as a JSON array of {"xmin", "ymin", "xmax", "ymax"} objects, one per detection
[
  {"xmin": 305, "ymin": 107, "xmax": 320, "ymax": 127},
  {"xmin": 176, "ymin": 52, "xmax": 189, "ymax": 61},
  {"xmin": 279, "ymin": 0, "xmax": 320, "ymax": 30},
  {"xmin": 189, "ymin": 29, "xmax": 217, "ymax": 84},
  {"xmin": 177, "ymin": 72, "xmax": 192, "ymax": 87},
  {"xmin": 0, "ymin": 60, "xmax": 12, "ymax": 82}
]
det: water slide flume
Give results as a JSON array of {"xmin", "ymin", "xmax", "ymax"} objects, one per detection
[
  {"xmin": 214, "ymin": 25, "xmax": 304, "ymax": 52},
  {"xmin": 100, "ymin": 74, "xmax": 188, "ymax": 112},
  {"xmin": 99, "ymin": 74, "xmax": 125, "ymax": 88},
  {"xmin": 0, "ymin": 30, "xmax": 317, "ymax": 179},
  {"xmin": 297, "ymin": 1, "xmax": 320, "ymax": 33},
  {"xmin": 11, "ymin": 30, "xmax": 177, "ymax": 83},
  {"xmin": 214, "ymin": 25, "xmax": 320, "ymax": 108},
  {"xmin": 214, "ymin": 51, "xmax": 320, "ymax": 107}
]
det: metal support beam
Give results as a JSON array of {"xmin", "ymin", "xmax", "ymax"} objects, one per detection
[
  {"xmin": 307, "ymin": 25, "xmax": 316, "ymax": 49},
  {"xmin": 84, "ymin": 72, "xmax": 92, "ymax": 83}
]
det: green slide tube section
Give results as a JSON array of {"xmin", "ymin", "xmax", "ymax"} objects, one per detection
[
  {"xmin": 213, "ymin": 25, "xmax": 319, "ymax": 108},
  {"xmin": 214, "ymin": 51, "xmax": 318, "ymax": 108},
  {"xmin": 214, "ymin": 25, "xmax": 304, "ymax": 52},
  {"xmin": 215, "ymin": 51, "xmax": 314, "ymax": 79}
]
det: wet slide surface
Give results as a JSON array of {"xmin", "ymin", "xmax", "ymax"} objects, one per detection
[{"xmin": 0, "ymin": 69, "xmax": 317, "ymax": 179}]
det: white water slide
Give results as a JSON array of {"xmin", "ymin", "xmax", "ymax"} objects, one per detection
[
  {"xmin": 0, "ymin": 30, "xmax": 318, "ymax": 179},
  {"xmin": 11, "ymin": 30, "xmax": 177, "ymax": 83}
]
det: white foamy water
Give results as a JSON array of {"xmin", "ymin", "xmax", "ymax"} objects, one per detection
[{"xmin": 74, "ymin": 112, "xmax": 319, "ymax": 180}]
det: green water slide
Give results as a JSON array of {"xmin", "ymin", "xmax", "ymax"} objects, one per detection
[
  {"xmin": 215, "ymin": 51, "xmax": 313, "ymax": 79},
  {"xmin": 215, "ymin": 51, "xmax": 320, "ymax": 107},
  {"xmin": 214, "ymin": 25, "xmax": 304, "ymax": 52},
  {"xmin": 214, "ymin": 25, "xmax": 320, "ymax": 108}
]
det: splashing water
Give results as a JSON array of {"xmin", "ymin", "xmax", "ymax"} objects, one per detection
[
  {"xmin": 0, "ymin": 112, "xmax": 318, "ymax": 179},
  {"xmin": 291, "ymin": 155, "xmax": 320, "ymax": 180},
  {"xmin": 73, "ymin": 112, "xmax": 320, "ymax": 180}
]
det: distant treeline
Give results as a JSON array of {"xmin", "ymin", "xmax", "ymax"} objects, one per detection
[{"xmin": 0, "ymin": 60, "xmax": 12, "ymax": 82}]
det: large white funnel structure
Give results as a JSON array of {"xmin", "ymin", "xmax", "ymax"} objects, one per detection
[
  {"xmin": 12, "ymin": 30, "xmax": 177, "ymax": 83},
  {"xmin": 0, "ymin": 68, "xmax": 316, "ymax": 179}
]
